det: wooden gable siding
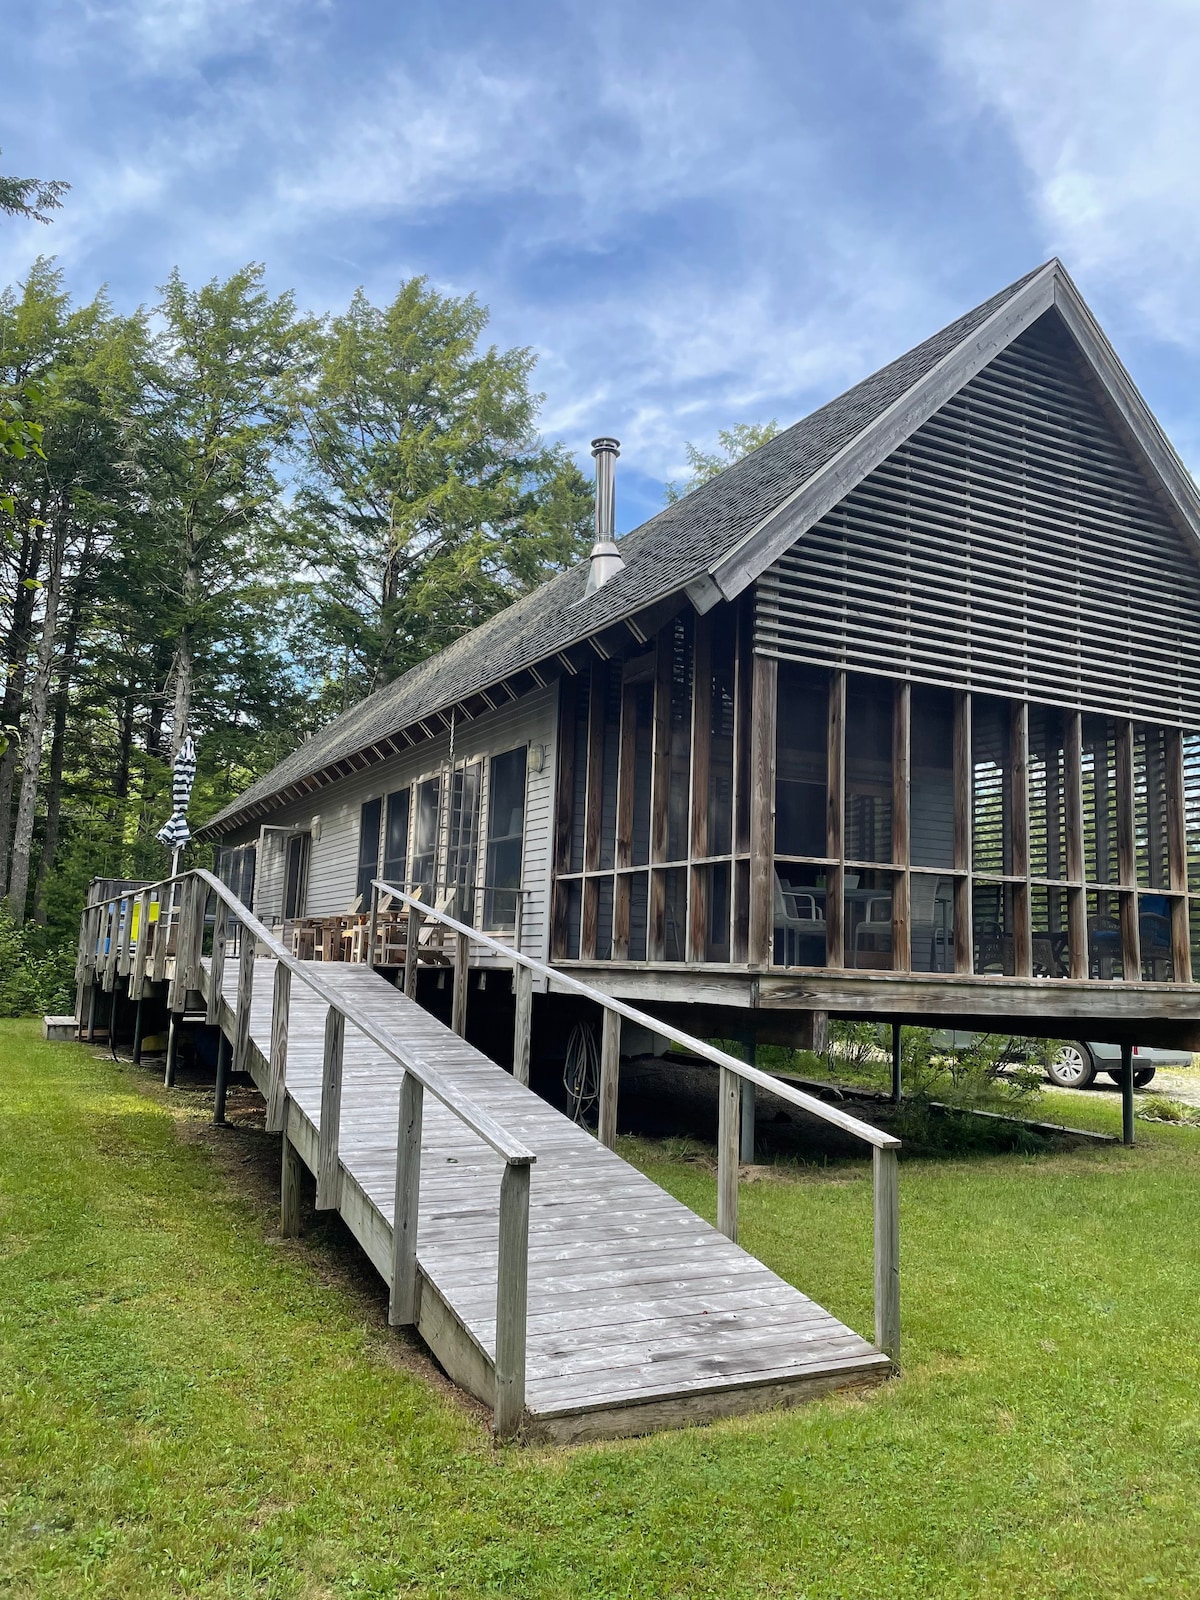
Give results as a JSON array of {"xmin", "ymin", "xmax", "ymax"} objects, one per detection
[
  {"xmin": 755, "ymin": 311, "xmax": 1200, "ymax": 728},
  {"xmin": 230, "ymin": 686, "xmax": 558, "ymax": 963}
]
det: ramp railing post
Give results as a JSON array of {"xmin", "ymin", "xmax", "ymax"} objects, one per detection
[
  {"xmin": 316, "ymin": 1005, "xmax": 345, "ymax": 1209},
  {"xmin": 232, "ymin": 920, "xmax": 256, "ymax": 1076},
  {"xmin": 717, "ymin": 1063, "xmax": 740, "ymax": 1241},
  {"xmin": 512, "ymin": 963, "xmax": 533, "ymax": 1087},
  {"xmin": 206, "ymin": 900, "xmax": 227, "ymax": 1025},
  {"xmin": 366, "ymin": 881, "xmax": 380, "ymax": 971},
  {"xmin": 452, "ymin": 928, "xmax": 469, "ymax": 1036},
  {"xmin": 132, "ymin": 889, "xmax": 152, "ymax": 998},
  {"xmin": 494, "ymin": 1159, "xmax": 531, "ymax": 1438},
  {"xmin": 873, "ymin": 1145, "xmax": 900, "ymax": 1366},
  {"xmin": 266, "ymin": 962, "xmax": 291, "ymax": 1134},
  {"xmin": 187, "ymin": 879, "xmax": 207, "ymax": 993},
  {"xmin": 152, "ymin": 889, "xmax": 169, "ymax": 984},
  {"xmin": 598, "ymin": 1008, "xmax": 620, "ymax": 1149},
  {"xmin": 389, "ymin": 1071, "xmax": 424, "ymax": 1326},
  {"xmin": 404, "ymin": 906, "xmax": 423, "ymax": 999}
]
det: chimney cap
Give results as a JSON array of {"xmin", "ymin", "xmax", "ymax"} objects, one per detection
[{"xmin": 590, "ymin": 436, "xmax": 621, "ymax": 457}]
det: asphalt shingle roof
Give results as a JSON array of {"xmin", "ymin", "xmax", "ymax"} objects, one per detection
[{"xmin": 205, "ymin": 265, "xmax": 1048, "ymax": 835}]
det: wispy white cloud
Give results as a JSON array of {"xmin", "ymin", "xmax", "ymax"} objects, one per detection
[{"xmin": 913, "ymin": 0, "xmax": 1200, "ymax": 348}]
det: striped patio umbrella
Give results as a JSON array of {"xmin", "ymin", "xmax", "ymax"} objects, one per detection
[{"xmin": 156, "ymin": 736, "xmax": 197, "ymax": 865}]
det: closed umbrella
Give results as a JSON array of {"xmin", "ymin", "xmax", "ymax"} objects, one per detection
[{"xmin": 157, "ymin": 735, "xmax": 197, "ymax": 875}]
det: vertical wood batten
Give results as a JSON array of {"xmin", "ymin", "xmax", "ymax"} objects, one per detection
[
  {"xmin": 389, "ymin": 1071, "xmax": 424, "ymax": 1326},
  {"xmin": 1065, "ymin": 710, "xmax": 1088, "ymax": 979},
  {"xmin": 265, "ymin": 962, "xmax": 291, "ymax": 1133},
  {"xmin": 1011, "ymin": 702, "xmax": 1032, "ymax": 978},
  {"xmin": 494, "ymin": 1162, "xmax": 531, "ymax": 1437},
  {"xmin": 1116, "ymin": 720, "xmax": 1141, "ymax": 981},
  {"xmin": 873, "ymin": 1145, "xmax": 900, "ymax": 1366},
  {"xmin": 315, "ymin": 1006, "xmax": 345, "ymax": 1209},
  {"xmin": 598, "ymin": 1009, "xmax": 621, "ymax": 1150},
  {"xmin": 1166, "ymin": 728, "xmax": 1191, "ymax": 981},
  {"xmin": 748, "ymin": 653, "xmax": 778, "ymax": 967},
  {"xmin": 892, "ymin": 682, "xmax": 911, "ymax": 972},
  {"xmin": 826, "ymin": 669, "xmax": 847, "ymax": 969}
]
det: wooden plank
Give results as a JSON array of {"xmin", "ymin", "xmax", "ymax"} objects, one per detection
[
  {"xmin": 315, "ymin": 1005, "xmax": 345, "ymax": 1210},
  {"xmin": 280, "ymin": 1134, "xmax": 302, "ymax": 1238},
  {"xmin": 389, "ymin": 1072, "xmax": 424, "ymax": 1326},
  {"xmin": 873, "ymin": 1145, "xmax": 900, "ymax": 1365},
  {"xmin": 494, "ymin": 1161, "xmax": 531, "ymax": 1437},
  {"xmin": 598, "ymin": 1009, "xmax": 621, "ymax": 1150},
  {"xmin": 717, "ymin": 1064, "xmax": 739, "ymax": 1242},
  {"xmin": 512, "ymin": 963, "xmax": 533, "ymax": 1087},
  {"xmin": 266, "ymin": 961, "xmax": 290, "ymax": 1134},
  {"xmin": 747, "ymin": 652, "xmax": 778, "ymax": 967}
]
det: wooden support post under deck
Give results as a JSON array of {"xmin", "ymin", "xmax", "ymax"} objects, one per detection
[
  {"xmin": 717, "ymin": 1064, "xmax": 740, "ymax": 1242},
  {"xmin": 512, "ymin": 963, "xmax": 533, "ymax": 1087},
  {"xmin": 1166, "ymin": 727, "xmax": 1191, "ymax": 982},
  {"xmin": 389, "ymin": 1071, "xmax": 424, "ymax": 1326},
  {"xmin": 85, "ymin": 983, "xmax": 97, "ymax": 1043},
  {"xmin": 213, "ymin": 1030, "xmax": 230, "ymax": 1125},
  {"xmin": 891, "ymin": 1022, "xmax": 902, "ymax": 1105},
  {"xmin": 494, "ymin": 1161, "xmax": 531, "ymax": 1438},
  {"xmin": 1116, "ymin": 720, "xmax": 1141, "ymax": 983},
  {"xmin": 1065, "ymin": 710, "xmax": 1088, "ymax": 979},
  {"xmin": 452, "ymin": 929, "xmax": 469, "ymax": 1037},
  {"xmin": 316, "ymin": 1006, "xmax": 345, "ymax": 1210},
  {"xmin": 1121, "ymin": 1040, "xmax": 1135, "ymax": 1148},
  {"xmin": 747, "ymin": 653, "xmax": 778, "ymax": 968},
  {"xmin": 163, "ymin": 1011, "xmax": 180, "ymax": 1088},
  {"xmin": 598, "ymin": 1008, "xmax": 621, "ymax": 1150},
  {"xmin": 131, "ymin": 997, "xmax": 144, "ymax": 1064},
  {"xmin": 280, "ymin": 1133, "xmax": 303, "ymax": 1237},
  {"xmin": 873, "ymin": 1146, "xmax": 900, "ymax": 1366},
  {"xmin": 266, "ymin": 962, "xmax": 291, "ymax": 1134}
]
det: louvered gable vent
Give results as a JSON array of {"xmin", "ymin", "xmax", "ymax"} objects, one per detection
[{"xmin": 755, "ymin": 310, "xmax": 1200, "ymax": 727}]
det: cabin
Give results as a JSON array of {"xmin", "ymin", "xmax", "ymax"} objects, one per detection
[{"xmin": 198, "ymin": 259, "xmax": 1200, "ymax": 1056}]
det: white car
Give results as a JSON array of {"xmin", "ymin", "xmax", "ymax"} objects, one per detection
[{"xmin": 1045, "ymin": 1041, "xmax": 1194, "ymax": 1091}]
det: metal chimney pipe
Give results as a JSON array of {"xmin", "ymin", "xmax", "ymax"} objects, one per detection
[{"xmin": 584, "ymin": 436, "xmax": 624, "ymax": 596}]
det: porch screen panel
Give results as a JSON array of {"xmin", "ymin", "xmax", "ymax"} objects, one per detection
[
  {"xmin": 355, "ymin": 798, "xmax": 382, "ymax": 905},
  {"xmin": 755, "ymin": 311, "xmax": 1200, "ymax": 728},
  {"xmin": 382, "ymin": 788, "xmax": 410, "ymax": 888}
]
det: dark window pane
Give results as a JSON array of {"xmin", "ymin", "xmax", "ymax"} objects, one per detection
[
  {"xmin": 663, "ymin": 866, "xmax": 687, "ymax": 961},
  {"xmin": 1186, "ymin": 733, "xmax": 1200, "ymax": 894},
  {"xmin": 1031, "ymin": 884, "xmax": 1070, "ymax": 977},
  {"xmin": 448, "ymin": 764, "xmax": 481, "ymax": 922},
  {"xmin": 486, "ymin": 747, "xmax": 526, "ymax": 930},
  {"xmin": 631, "ymin": 682, "xmax": 653, "ymax": 866},
  {"xmin": 707, "ymin": 611, "xmax": 736, "ymax": 858},
  {"xmin": 382, "ymin": 788, "xmax": 410, "ymax": 888},
  {"xmin": 1082, "ymin": 715, "xmax": 1118, "ymax": 884},
  {"xmin": 598, "ymin": 664, "xmax": 622, "ymax": 871},
  {"xmin": 973, "ymin": 879, "xmax": 1015, "ymax": 976},
  {"xmin": 909, "ymin": 871, "xmax": 954, "ymax": 972},
  {"xmin": 846, "ymin": 678, "xmax": 894, "ymax": 863},
  {"xmin": 563, "ymin": 881, "xmax": 582, "ymax": 959},
  {"xmin": 595, "ymin": 877, "xmax": 614, "ymax": 961},
  {"xmin": 705, "ymin": 862, "xmax": 731, "ymax": 962},
  {"xmin": 911, "ymin": 687, "xmax": 955, "ymax": 868},
  {"xmin": 628, "ymin": 871, "xmax": 649, "ymax": 962},
  {"xmin": 412, "ymin": 778, "xmax": 441, "ymax": 894},
  {"xmin": 846, "ymin": 868, "xmax": 894, "ymax": 969},
  {"xmin": 356, "ymin": 797, "xmax": 383, "ymax": 905},
  {"xmin": 1139, "ymin": 892, "xmax": 1174, "ymax": 981},
  {"xmin": 569, "ymin": 672, "xmax": 589, "ymax": 872},
  {"xmin": 775, "ymin": 663, "xmax": 828, "ymax": 858},
  {"xmin": 667, "ymin": 617, "xmax": 693, "ymax": 862},
  {"xmin": 1135, "ymin": 726, "xmax": 1170, "ymax": 890},
  {"xmin": 1088, "ymin": 889, "xmax": 1123, "ymax": 978}
]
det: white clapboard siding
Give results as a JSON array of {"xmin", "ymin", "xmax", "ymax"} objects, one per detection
[{"xmin": 226, "ymin": 687, "xmax": 557, "ymax": 963}]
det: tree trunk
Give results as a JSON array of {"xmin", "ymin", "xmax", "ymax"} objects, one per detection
[
  {"xmin": 0, "ymin": 526, "xmax": 46, "ymax": 892},
  {"xmin": 32, "ymin": 563, "xmax": 88, "ymax": 926},
  {"xmin": 6, "ymin": 519, "xmax": 67, "ymax": 926},
  {"xmin": 169, "ymin": 536, "xmax": 197, "ymax": 758}
]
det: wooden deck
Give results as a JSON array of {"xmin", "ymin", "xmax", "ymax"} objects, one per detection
[{"xmin": 199, "ymin": 957, "xmax": 890, "ymax": 1441}]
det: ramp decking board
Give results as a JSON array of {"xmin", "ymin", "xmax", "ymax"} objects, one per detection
[{"xmin": 202, "ymin": 955, "xmax": 889, "ymax": 1438}]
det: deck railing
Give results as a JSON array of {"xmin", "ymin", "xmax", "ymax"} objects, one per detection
[
  {"xmin": 78, "ymin": 869, "xmax": 537, "ymax": 1436},
  {"xmin": 372, "ymin": 876, "xmax": 903, "ymax": 1366}
]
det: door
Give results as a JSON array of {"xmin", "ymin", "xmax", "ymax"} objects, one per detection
[{"xmin": 283, "ymin": 831, "xmax": 311, "ymax": 921}]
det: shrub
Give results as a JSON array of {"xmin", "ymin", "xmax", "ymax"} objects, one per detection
[{"xmin": 0, "ymin": 906, "xmax": 76, "ymax": 1018}]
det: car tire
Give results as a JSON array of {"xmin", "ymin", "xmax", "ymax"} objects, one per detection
[
  {"xmin": 1106, "ymin": 1067, "xmax": 1157, "ymax": 1088},
  {"xmin": 1046, "ymin": 1042, "xmax": 1096, "ymax": 1089}
]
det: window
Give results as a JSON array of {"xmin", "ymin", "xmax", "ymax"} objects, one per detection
[
  {"xmin": 486, "ymin": 747, "xmax": 526, "ymax": 931},
  {"xmin": 846, "ymin": 679, "xmax": 894, "ymax": 863},
  {"xmin": 448, "ymin": 763, "xmax": 481, "ymax": 920},
  {"xmin": 412, "ymin": 778, "xmax": 441, "ymax": 894},
  {"xmin": 382, "ymin": 787, "xmax": 411, "ymax": 889},
  {"xmin": 355, "ymin": 798, "xmax": 382, "ymax": 907},
  {"xmin": 775, "ymin": 664, "xmax": 828, "ymax": 858},
  {"xmin": 283, "ymin": 832, "xmax": 310, "ymax": 920}
]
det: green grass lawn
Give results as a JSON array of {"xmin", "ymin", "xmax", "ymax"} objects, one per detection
[{"xmin": 4, "ymin": 1019, "xmax": 1200, "ymax": 1598}]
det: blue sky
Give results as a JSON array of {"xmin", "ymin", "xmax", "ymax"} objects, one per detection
[{"xmin": 4, "ymin": 0, "xmax": 1200, "ymax": 533}]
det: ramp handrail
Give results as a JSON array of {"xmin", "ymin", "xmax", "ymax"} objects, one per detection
[
  {"xmin": 78, "ymin": 868, "xmax": 534, "ymax": 1436},
  {"xmin": 373, "ymin": 876, "xmax": 902, "ymax": 1366}
]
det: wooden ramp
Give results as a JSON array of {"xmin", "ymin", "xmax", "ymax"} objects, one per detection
[{"xmin": 200, "ymin": 957, "xmax": 891, "ymax": 1442}]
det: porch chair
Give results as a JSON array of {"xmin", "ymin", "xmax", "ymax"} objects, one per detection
[{"xmin": 773, "ymin": 872, "xmax": 825, "ymax": 966}]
